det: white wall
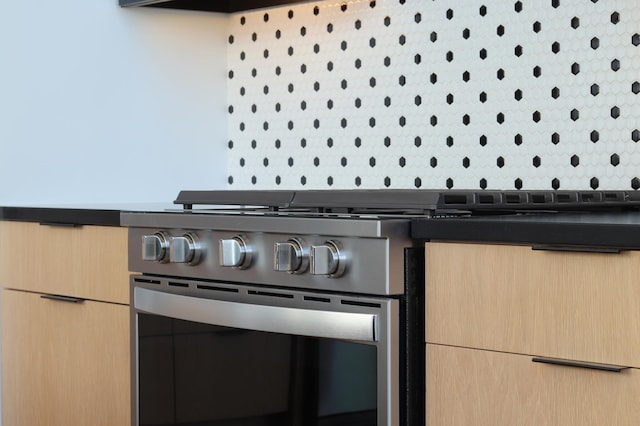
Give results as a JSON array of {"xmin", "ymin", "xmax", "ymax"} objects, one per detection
[
  {"xmin": 0, "ymin": 2, "xmax": 229, "ymax": 423},
  {"xmin": 0, "ymin": 1, "xmax": 229, "ymax": 205}
]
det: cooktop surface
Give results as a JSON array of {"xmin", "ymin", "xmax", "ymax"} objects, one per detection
[{"xmin": 173, "ymin": 189, "xmax": 640, "ymax": 217}]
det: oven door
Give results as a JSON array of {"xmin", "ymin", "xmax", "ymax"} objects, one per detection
[{"xmin": 131, "ymin": 276, "xmax": 400, "ymax": 426}]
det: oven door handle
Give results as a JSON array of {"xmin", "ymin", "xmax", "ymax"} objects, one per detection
[{"xmin": 134, "ymin": 287, "xmax": 378, "ymax": 342}]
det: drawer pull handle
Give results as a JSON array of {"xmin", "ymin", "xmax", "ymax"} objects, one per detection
[
  {"xmin": 39, "ymin": 222, "xmax": 80, "ymax": 228},
  {"xmin": 531, "ymin": 246, "xmax": 621, "ymax": 254},
  {"xmin": 532, "ymin": 357, "xmax": 629, "ymax": 372},
  {"xmin": 40, "ymin": 294, "xmax": 85, "ymax": 304}
]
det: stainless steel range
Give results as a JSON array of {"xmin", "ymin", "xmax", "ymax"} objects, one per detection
[{"xmin": 122, "ymin": 189, "xmax": 640, "ymax": 426}]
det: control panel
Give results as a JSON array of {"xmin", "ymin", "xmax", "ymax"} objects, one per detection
[
  {"xmin": 129, "ymin": 227, "xmax": 398, "ymax": 295},
  {"xmin": 140, "ymin": 231, "xmax": 347, "ymax": 277}
]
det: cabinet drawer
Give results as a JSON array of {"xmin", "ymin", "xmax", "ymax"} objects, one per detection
[
  {"xmin": 1, "ymin": 288, "xmax": 131, "ymax": 426},
  {"xmin": 426, "ymin": 242, "xmax": 640, "ymax": 367},
  {"xmin": 0, "ymin": 221, "xmax": 128, "ymax": 304},
  {"xmin": 427, "ymin": 343, "xmax": 640, "ymax": 426}
]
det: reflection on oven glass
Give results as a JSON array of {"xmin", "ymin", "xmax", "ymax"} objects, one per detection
[
  {"xmin": 138, "ymin": 314, "xmax": 377, "ymax": 426},
  {"xmin": 317, "ymin": 341, "xmax": 377, "ymax": 418}
]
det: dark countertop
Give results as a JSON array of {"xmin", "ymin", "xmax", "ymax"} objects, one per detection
[
  {"xmin": 0, "ymin": 203, "xmax": 174, "ymax": 226},
  {"xmin": 4, "ymin": 204, "xmax": 640, "ymax": 249},
  {"xmin": 411, "ymin": 211, "xmax": 640, "ymax": 249}
]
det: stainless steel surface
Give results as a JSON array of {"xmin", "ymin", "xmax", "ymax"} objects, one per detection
[
  {"xmin": 130, "ymin": 276, "xmax": 401, "ymax": 426},
  {"xmin": 310, "ymin": 240, "xmax": 346, "ymax": 277},
  {"xmin": 141, "ymin": 232, "xmax": 169, "ymax": 262},
  {"xmin": 218, "ymin": 235, "xmax": 251, "ymax": 269},
  {"xmin": 170, "ymin": 233, "xmax": 202, "ymax": 265},
  {"xmin": 273, "ymin": 238, "xmax": 308, "ymax": 273},
  {"xmin": 121, "ymin": 211, "xmax": 411, "ymax": 238},
  {"xmin": 127, "ymin": 190, "xmax": 426, "ymax": 426},
  {"xmin": 128, "ymin": 226, "xmax": 406, "ymax": 295},
  {"xmin": 134, "ymin": 286, "xmax": 378, "ymax": 342}
]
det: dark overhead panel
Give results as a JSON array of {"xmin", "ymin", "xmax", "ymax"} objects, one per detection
[{"xmin": 119, "ymin": 0, "xmax": 315, "ymax": 13}]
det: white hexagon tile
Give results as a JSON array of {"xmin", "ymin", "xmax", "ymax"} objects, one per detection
[{"xmin": 226, "ymin": 0, "xmax": 640, "ymax": 190}]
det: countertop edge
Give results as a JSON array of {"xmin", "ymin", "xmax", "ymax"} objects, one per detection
[
  {"xmin": 0, "ymin": 206, "xmax": 122, "ymax": 227},
  {"xmin": 4, "ymin": 205, "xmax": 640, "ymax": 248},
  {"xmin": 411, "ymin": 215, "xmax": 640, "ymax": 249}
]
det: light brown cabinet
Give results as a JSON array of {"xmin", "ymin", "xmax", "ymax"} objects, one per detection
[
  {"xmin": 0, "ymin": 221, "xmax": 129, "ymax": 304},
  {"xmin": 427, "ymin": 344, "xmax": 640, "ymax": 426},
  {"xmin": 425, "ymin": 241, "xmax": 640, "ymax": 425},
  {"xmin": 0, "ymin": 221, "xmax": 130, "ymax": 426}
]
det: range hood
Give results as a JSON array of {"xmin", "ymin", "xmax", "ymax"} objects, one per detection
[{"xmin": 119, "ymin": 0, "xmax": 317, "ymax": 13}]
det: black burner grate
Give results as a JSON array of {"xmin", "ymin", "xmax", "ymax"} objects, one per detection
[{"xmin": 174, "ymin": 190, "xmax": 640, "ymax": 215}]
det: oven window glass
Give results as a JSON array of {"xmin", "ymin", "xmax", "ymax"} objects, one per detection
[{"xmin": 138, "ymin": 313, "xmax": 378, "ymax": 426}]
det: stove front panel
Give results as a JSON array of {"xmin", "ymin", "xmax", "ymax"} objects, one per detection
[{"xmin": 128, "ymin": 226, "xmax": 407, "ymax": 296}]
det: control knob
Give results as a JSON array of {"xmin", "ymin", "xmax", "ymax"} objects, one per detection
[
  {"xmin": 274, "ymin": 238, "xmax": 308, "ymax": 274},
  {"xmin": 142, "ymin": 232, "xmax": 170, "ymax": 263},
  {"xmin": 310, "ymin": 240, "xmax": 346, "ymax": 277},
  {"xmin": 219, "ymin": 235, "xmax": 252, "ymax": 269},
  {"xmin": 170, "ymin": 233, "xmax": 203, "ymax": 265}
]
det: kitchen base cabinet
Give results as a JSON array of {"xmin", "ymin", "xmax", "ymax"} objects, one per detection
[
  {"xmin": 0, "ymin": 221, "xmax": 129, "ymax": 304},
  {"xmin": 425, "ymin": 241, "xmax": 640, "ymax": 425},
  {"xmin": 426, "ymin": 344, "xmax": 640, "ymax": 426},
  {"xmin": 0, "ymin": 220, "xmax": 130, "ymax": 426},
  {"xmin": 426, "ymin": 241, "xmax": 640, "ymax": 368},
  {"xmin": 1, "ymin": 289, "xmax": 130, "ymax": 426}
]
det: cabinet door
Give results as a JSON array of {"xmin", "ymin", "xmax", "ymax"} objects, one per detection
[
  {"xmin": 426, "ymin": 242, "xmax": 640, "ymax": 367},
  {"xmin": 1, "ymin": 289, "xmax": 131, "ymax": 426},
  {"xmin": 427, "ymin": 344, "xmax": 640, "ymax": 426},
  {"xmin": 0, "ymin": 221, "xmax": 129, "ymax": 304}
]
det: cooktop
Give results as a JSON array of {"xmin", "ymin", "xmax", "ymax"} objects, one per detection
[{"xmin": 174, "ymin": 189, "xmax": 640, "ymax": 216}]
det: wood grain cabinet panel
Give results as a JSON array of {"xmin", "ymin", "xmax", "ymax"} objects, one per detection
[
  {"xmin": 1, "ymin": 289, "xmax": 130, "ymax": 426},
  {"xmin": 426, "ymin": 242, "xmax": 640, "ymax": 367},
  {"xmin": 426, "ymin": 343, "xmax": 640, "ymax": 426},
  {"xmin": 1, "ymin": 220, "xmax": 131, "ymax": 425},
  {"xmin": 0, "ymin": 221, "xmax": 129, "ymax": 304}
]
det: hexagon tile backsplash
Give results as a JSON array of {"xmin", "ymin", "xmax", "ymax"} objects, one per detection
[{"xmin": 227, "ymin": 0, "xmax": 640, "ymax": 191}]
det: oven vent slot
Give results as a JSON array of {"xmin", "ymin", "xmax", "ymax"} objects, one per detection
[
  {"xmin": 248, "ymin": 290, "xmax": 294, "ymax": 299},
  {"xmin": 477, "ymin": 194, "xmax": 496, "ymax": 204},
  {"xmin": 603, "ymin": 192, "xmax": 622, "ymax": 201},
  {"xmin": 303, "ymin": 296, "xmax": 331, "ymax": 303},
  {"xmin": 556, "ymin": 193, "xmax": 574, "ymax": 203},
  {"xmin": 134, "ymin": 278, "xmax": 161, "ymax": 285},
  {"xmin": 505, "ymin": 193, "xmax": 524, "ymax": 204},
  {"xmin": 168, "ymin": 281, "xmax": 189, "ymax": 288},
  {"xmin": 442, "ymin": 194, "xmax": 468, "ymax": 205},
  {"xmin": 340, "ymin": 300, "xmax": 381, "ymax": 308},
  {"xmin": 531, "ymin": 193, "xmax": 551, "ymax": 204},
  {"xmin": 196, "ymin": 284, "xmax": 239, "ymax": 293},
  {"xmin": 580, "ymin": 192, "xmax": 600, "ymax": 202}
]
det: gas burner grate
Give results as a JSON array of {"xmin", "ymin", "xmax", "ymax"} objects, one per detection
[{"xmin": 174, "ymin": 189, "xmax": 640, "ymax": 216}]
